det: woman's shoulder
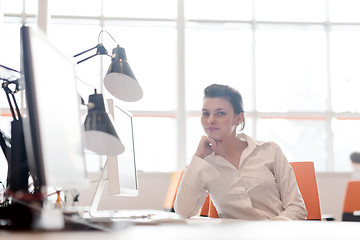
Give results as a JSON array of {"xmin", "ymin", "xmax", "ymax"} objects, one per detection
[{"xmin": 240, "ymin": 133, "xmax": 281, "ymax": 149}]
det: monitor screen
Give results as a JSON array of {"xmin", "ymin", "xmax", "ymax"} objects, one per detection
[
  {"xmin": 107, "ymin": 103, "xmax": 138, "ymax": 196},
  {"xmin": 20, "ymin": 25, "xmax": 89, "ymax": 193}
]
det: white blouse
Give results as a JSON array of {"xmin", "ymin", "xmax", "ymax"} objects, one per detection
[{"xmin": 174, "ymin": 133, "xmax": 307, "ymax": 220}]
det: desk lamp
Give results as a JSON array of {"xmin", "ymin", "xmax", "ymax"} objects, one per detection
[
  {"xmin": 74, "ymin": 30, "xmax": 143, "ymax": 102},
  {"xmin": 104, "ymin": 45, "xmax": 143, "ymax": 102},
  {"xmin": 74, "ymin": 30, "xmax": 143, "ymax": 155},
  {"xmin": 0, "ymin": 65, "xmax": 35, "ymax": 229},
  {"xmin": 83, "ymin": 90, "xmax": 124, "ymax": 155}
]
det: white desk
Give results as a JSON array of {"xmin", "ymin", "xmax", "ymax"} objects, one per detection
[{"xmin": 1, "ymin": 219, "xmax": 360, "ymax": 240}]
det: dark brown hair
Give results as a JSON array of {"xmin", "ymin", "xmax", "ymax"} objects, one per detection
[{"xmin": 204, "ymin": 84, "xmax": 245, "ymax": 130}]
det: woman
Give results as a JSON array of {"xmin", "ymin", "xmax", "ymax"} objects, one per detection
[{"xmin": 174, "ymin": 84, "xmax": 307, "ymax": 220}]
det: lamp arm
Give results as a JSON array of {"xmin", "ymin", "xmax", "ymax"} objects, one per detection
[
  {"xmin": 76, "ymin": 53, "xmax": 98, "ymax": 65},
  {"xmin": 11, "ymin": 92, "xmax": 21, "ymax": 119},
  {"xmin": 0, "ymin": 64, "xmax": 20, "ymax": 73},
  {"xmin": 2, "ymin": 79, "xmax": 21, "ymax": 120},
  {"xmin": 2, "ymin": 82, "xmax": 17, "ymax": 120},
  {"xmin": 74, "ymin": 44, "xmax": 109, "ymax": 64},
  {"xmin": 73, "ymin": 45, "xmax": 98, "ymax": 58}
]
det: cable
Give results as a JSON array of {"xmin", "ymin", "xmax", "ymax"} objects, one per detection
[{"xmin": 98, "ymin": 30, "xmax": 119, "ymax": 46}]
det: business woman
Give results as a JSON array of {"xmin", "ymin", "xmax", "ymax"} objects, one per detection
[{"xmin": 174, "ymin": 84, "xmax": 307, "ymax": 220}]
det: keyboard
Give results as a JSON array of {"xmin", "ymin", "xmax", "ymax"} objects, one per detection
[
  {"xmin": 64, "ymin": 209, "xmax": 186, "ymax": 231},
  {"xmin": 85, "ymin": 209, "xmax": 186, "ymax": 224}
]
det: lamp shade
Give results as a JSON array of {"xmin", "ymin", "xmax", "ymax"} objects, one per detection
[
  {"xmin": 103, "ymin": 46, "xmax": 143, "ymax": 102},
  {"xmin": 84, "ymin": 93, "xmax": 125, "ymax": 155}
]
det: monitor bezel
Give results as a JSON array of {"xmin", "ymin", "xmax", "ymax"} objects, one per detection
[{"xmin": 20, "ymin": 25, "xmax": 89, "ymax": 193}]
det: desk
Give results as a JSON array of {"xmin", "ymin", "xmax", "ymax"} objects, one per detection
[{"xmin": 1, "ymin": 219, "xmax": 360, "ymax": 240}]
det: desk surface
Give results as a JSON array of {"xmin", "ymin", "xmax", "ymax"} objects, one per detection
[{"xmin": 1, "ymin": 219, "xmax": 360, "ymax": 240}]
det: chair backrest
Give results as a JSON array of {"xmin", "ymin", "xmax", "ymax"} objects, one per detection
[
  {"xmin": 342, "ymin": 180, "xmax": 360, "ymax": 221},
  {"xmin": 290, "ymin": 161, "xmax": 321, "ymax": 220},
  {"xmin": 163, "ymin": 170, "xmax": 184, "ymax": 212},
  {"xmin": 200, "ymin": 194, "xmax": 219, "ymax": 218}
]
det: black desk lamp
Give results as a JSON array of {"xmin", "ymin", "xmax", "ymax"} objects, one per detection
[
  {"xmin": 83, "ymin": 90, "xmax": 124, "ymax": 155},
  {"xmin": 74, "ymin": 30, "xmax": 143, "ymax": 102},
  {"xmin": 104, "ymin": 45, "xmax": 143, "ymax": 102},
  {"xmin": 0, "ymin": 65, "xmax": 35, "ymax": 229},
  {"xmin": 74, "ymin": 32, "xmax": 127, "ymax": 155},
  {"xmin": 74, "ymin": 30, "xmax": 143, "ymax": 155},
  {"xmin": 0, "ymin": 65, "xmax": 29, "ymax": 195}
]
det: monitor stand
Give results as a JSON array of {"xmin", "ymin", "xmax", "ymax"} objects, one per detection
[
  {"xmin": 87, "ymin": 156, "xmax": 147, "ymax": 221},
  {"xmin": 88, "ymin": 156, "xmax": 112, "ymax": 218}
]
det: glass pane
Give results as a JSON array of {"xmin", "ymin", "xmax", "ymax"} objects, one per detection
[
  {"xmin": 0, "ymin": 115, "xmax": 12, "ymax": 141},
  {"xmin": 0, "ymin": 22, "xmax": 22, "ymax": 74},
  {"xmin": 103, "ymin": 0, "xmax": 176, "ymax": 19},
  {"xmin": 329, "ymin": 0, "xmax": 360, "ymax": 22},
  {"xmin": 256, "ymin": 25, "xmax": 327, "ymax": 112},
  {"xmin": 333, "ymin": 119, "xmax": 360, "ymax": 172},
  {"xmin": 2, "ymin": 0, "xmax": 23, "ymax": 14},
  {"xmin": 104, "ymin": 22, "xmax": 177, "ymax": 111},
  {"xmin": 242, "ymin": 115, "xmax": 254, "ymax": 138},
  {"xmin": 133, "ymin": 117, "xmax": 177, "ymax": 172},
  {"xmin": 255, "ymin": 0, "xmax": 326, "ymax": 22},
  {"xmin": 0, "ymin": 22, "xmax": 22, "ymax": 108},
  {"xmin": 185, "ymin": 23, "xmax": 253, "ymax": 112},
  {"xmin": 330, "ymin": 27, "xmax": 360, "ymax": 113},
  {"xmin": 257, "ymin": 118, "xmax": 328, "ymax": 172},
  {"xmin": 48, "ymin": 22, "xmax": 102, "ymax": 98},
  {"xmin": 50, "ymin": 0, "xmax": 101, "ymax": 16},
  {"xmin": 186, "ymin": 115, "xmax": 203, "ymax": 164},
  {"xmin": 25, "ymin": 0, "xmax": 37, "ymax": 14},
  {"xmin": 185, "ymin": 0, "xmax": 252, "ymax": 21}
]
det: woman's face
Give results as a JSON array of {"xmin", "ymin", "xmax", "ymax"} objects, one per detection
[{"xmin": 201, "ymin": 97, "xmax": 243, "ymax": 141}]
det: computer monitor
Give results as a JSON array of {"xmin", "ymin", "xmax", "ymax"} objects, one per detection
[
  {"xmin": 89, "ymin": 101, "xmax": 138, "ymax": 217},
  {"xmin": 20, "ymin": 25, "xmax": 89, "ymax": 194},
  {"xmin": 108, "ymin": 104, "xmax": 138, "ymax": 196}
]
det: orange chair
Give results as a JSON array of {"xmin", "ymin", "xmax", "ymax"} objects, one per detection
[
  {"xmin": 202, "ymin": 162, "xmax": 322, "ymax": 220},
  {"xmin": 163, "ymin": 170, "xmax": 184, "ymax": 212},
  {"xmin": 290, "ymin": 161, "xmax": 322, "ymax": 220},
  {"xmin": 200, "ymin": 194, "xmax": 219, "ymax": 218},
  {"xmin": 167, "ymin": 162, "xmax": 321, "ymax": 220},
  {"xmin": 342, "ymin": 180, "xmax": 360, "ymax": 221}
]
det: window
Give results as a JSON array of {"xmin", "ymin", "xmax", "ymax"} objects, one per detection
[{"xmin": 0, "ymin": 0, "xmax": 359, "ymax": 174}]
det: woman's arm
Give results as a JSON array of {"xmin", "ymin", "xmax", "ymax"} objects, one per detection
[
  {"xmin": 174, "ymin": 155, "xmax": 220, "ymax": 218},
  {"xmin": 272, "ymin": 143, "xmax": 308, "ymax": 220},
  {"xmin": 174, "ymin": 156, "xmax": 208, "ymax": 217}
]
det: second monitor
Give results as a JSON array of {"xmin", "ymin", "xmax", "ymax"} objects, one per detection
[
  {"xmin": 89, "ymin": 101, "xmax": 138, "ymax": 217},
  {"xmin": 107, "ymin": 103, "xmax": 138, "ymax": 196}
]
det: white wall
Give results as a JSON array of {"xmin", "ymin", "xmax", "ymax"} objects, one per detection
[
  {"xmin": 75, "ymin": 171, "xmax": 351, "ymax": 221},
  {"xmin": 76, "ymin": 171, "xmax": 172, "ymax": 211}
]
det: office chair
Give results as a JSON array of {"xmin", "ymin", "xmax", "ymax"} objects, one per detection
[
  {"xmin": 342, "ymin": 180, "xmax": 360, "ymax": 221},
  {"xmin": 201, "ymin": 162, "xmax": 323, "ymax": 220},
  {"xmin": 166, "ymin": 162, "xmax": 322, "ymax": 220},
  {"xmin": 163, "ymin": 170, "xmax": 184, "ymax": 212},
  {"xmin": 200, "ymin": 194, "xmax": 219, "ymax": 218},
  {"xmin": 290, "ymin": 161, "xmax": 322, "ymax": 220}
]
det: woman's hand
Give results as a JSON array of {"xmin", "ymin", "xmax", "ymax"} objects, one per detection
[{"xmin": 195, "ymin": 136, "xmax": 217, "ymax": 159}]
